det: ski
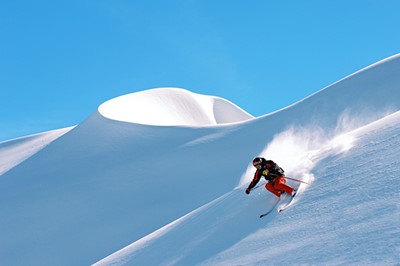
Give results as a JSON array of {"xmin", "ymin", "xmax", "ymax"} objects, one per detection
[
  {"xmin": 261, "ymin": 191, "xmax": 298, "ymax": 217},
  {"xmin": 259, "ymin": 208, "xmax": 274, "ymax": 218},
  {"xmin": 260, "ymin": 200, "xmax": 280, "ymax": 218},
  {"xmin": 259, "ymin": 180, "xmax": 303, "ymax": 217},
  {"xmin": 278, "ymin": 193, "xmax": 297, "ymax": 212}
]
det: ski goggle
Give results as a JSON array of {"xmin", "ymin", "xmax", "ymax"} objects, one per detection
[
  {"xmin": 252, "ymin": 159, "xmax": 262, "ymax": 166},
  {"xmin": 253, "ymin": 160, "xmax": 262, "ymax": 169}
]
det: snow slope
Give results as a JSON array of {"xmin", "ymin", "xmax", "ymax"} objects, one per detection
[
  {"xmin": 0, "ymin": 127, "xmax": 72, "ymax": 175},
  {"xmin": 201, "ymin": 110, "xmax": 400, "ymax": 266},
  {"xmin": 0, "ymin": 54, "xmax": 399, "ymax": 265},
  {"xmin": 97, "ymin": 110, "xmax": 400, "ymax": 266}
]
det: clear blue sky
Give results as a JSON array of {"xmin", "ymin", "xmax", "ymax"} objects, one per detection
[{"xmin": 1, "ymin": 0, "xmax": 399, "ymax": 142}]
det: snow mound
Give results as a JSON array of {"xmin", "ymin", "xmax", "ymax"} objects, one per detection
[{"xmin": 98, "ymin": 88, "xmax": 253, "ymax": 126}]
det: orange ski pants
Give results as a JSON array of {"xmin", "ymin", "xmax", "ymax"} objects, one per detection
[{"xmin": 265, "ymin": 176, "xmax": 294, "ymax": 197}]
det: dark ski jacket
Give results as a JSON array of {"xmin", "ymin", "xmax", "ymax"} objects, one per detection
[{"xmin": 247, "ymin": 160, "xmax": 285, "ymax": 190}]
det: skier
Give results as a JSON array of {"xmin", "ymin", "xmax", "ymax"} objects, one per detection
[{"xmin": 245, "ymin": 157, "xmax": 296, "ymax": 197}]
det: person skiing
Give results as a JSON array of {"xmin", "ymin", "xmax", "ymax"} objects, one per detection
[{"xmin": 245, "ymin": 157, "xmax": 296, "ymax": 198}]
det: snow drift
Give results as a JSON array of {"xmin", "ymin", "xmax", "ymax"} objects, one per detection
[
  {"xmin": 0, "ymin": 54, "xmax": 399, "ymax": 266},
  {"xmin": 98, "ymin": 87, "xmax": 253, "ymax": 126}
]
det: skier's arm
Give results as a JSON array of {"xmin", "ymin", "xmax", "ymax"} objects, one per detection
[{"xmin": 245, "ymin": 171, "xmax": 261, "ymax": 194}]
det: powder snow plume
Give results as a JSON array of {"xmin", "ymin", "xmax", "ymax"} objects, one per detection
[{"xmin": 238, "ymin": 113, "xmax": 363, "ymax": 189}]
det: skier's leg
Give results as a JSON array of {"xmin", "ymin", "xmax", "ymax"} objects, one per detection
[
  {"xmin": 266, "ymin": 181, "xmax": 282, "ymax": 197},
  {"xmin": 274, "ymin": 177, "xmax": 294, "ymax": 195}
]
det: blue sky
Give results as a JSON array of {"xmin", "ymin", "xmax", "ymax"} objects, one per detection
[{"xmin": 1, "ymin": 0, "xmax": 399, "ymax": 142}]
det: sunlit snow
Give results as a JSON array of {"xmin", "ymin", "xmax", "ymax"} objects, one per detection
[{"xmin": 0, "ymin": 54, "xmax": 399, "ymax": 266}]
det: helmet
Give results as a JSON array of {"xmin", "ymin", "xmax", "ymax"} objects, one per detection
[{"xmin": 252, "ymin": 157, "xmax": 265, "ymax": 167}]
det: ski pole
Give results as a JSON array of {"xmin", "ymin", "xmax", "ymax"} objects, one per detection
[{"xmin": 285, "ymin": 176, "xmax": 310, "ymax": 185}]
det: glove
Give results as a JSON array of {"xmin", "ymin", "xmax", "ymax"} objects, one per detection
[{"xmin": 245, "ymin": 188, "xmax": 251, "ymax": 194}]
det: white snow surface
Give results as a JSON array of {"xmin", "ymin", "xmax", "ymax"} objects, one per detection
[
  {"xmin": 0, "ymin": 54, "xmax": 399, "ymax": 266},
  {"xmin": 0, "ymin": 127, "xmax": 72, "ymax": 175},
  {"xmin": 98, "ymin": 87, "xmax": 253, "ymax": 126}
]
